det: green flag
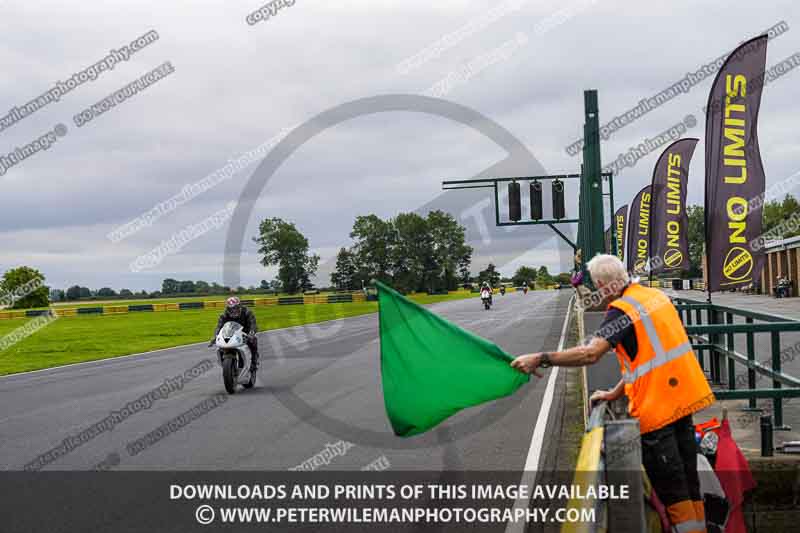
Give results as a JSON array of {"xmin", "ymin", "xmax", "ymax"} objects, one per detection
[{"xmin": 376, "ymin": 281, "xmax": 529, "ymax": 437}]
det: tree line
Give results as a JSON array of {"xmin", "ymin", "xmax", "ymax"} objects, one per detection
[{"xmin": 329, "ymin": 211, "xmax": 472, "ymax": 294}]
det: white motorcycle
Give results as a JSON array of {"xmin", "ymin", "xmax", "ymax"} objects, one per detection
[
  {"xmin": 213, "ymin": 321, "xmax": 256, "ymax": 394},
  {"xmin": 480, "ymin": 290, "xmax": 492, "ymax": 310}
]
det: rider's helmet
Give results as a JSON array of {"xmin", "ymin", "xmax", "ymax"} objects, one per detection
[{"xmin": 226, "ymin": 296, "xmax": 242, "ymax": 319}]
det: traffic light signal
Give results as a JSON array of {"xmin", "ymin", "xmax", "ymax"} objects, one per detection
[
  {"xmin": 508, "ymin": 181, "xmax": 521, "ymax": 221},
  {"xmin": 530, "ymin": 180, "xmax": 542, "ymax": 220},
  {"xmin": 552, "ymin": 179, "xmax": 565, "ymax": 220}
]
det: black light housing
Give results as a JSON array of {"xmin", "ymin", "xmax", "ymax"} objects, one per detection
[
  {"xmin": 552, "ymin": 179, "xmax": 565, "ymax": 220},
  {"xmin": 508, "ymin": 181, "xmax": 521, "ymax": 222},
  {"xmin": 530, "ymin": 180, "xmax": 543, "ymax": 220}
]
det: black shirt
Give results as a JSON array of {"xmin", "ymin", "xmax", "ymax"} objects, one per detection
[
  {"xmin": 595, "ymin": 306, "xmax": 638, "ymax": 360},
  {"xmin": 215, "ymin": 306, "xmax": 258, "ymax": 336}
]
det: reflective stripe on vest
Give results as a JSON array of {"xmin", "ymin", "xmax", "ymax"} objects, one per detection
[
  {"xmin": 673, "ymin": 520, "xmax": 706, "ymax": 533},
  {"xmin": 618, "ymin": 295, "xmax": 693, "ymax": 384}
]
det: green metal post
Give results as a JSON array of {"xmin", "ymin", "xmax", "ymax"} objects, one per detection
[
  {"xmin": 579, "ymin": 90, "xmax": 606, "ymax": 271},
  {"xmin": 726, "ymin": 313, "xmax": 735, "ymax": 390},
  {"xmin": 771, "ymin": 331, "xmax": 789, "ymax": 429},
  {"xmin": 745, "ymin": 317, "xmax": 758, "ymax": 411},
  {"xmin": 696, "ymin": 308, "xmax": 704, "ymax": 371},
  {"xmin": 709, "ymin": 308, "xmax": 720, "ymax": 384}
]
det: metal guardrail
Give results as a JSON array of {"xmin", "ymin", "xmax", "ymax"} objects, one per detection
[
  {"xmin": 563, "ymin": 399, "xmax": 647, "ymax": 532},
  {"xmin": 674, "ymin": 297, "xmax": 800, "ymax": 434}
]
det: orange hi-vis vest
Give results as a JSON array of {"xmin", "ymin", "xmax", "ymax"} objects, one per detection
[{"xmin": 608, "ymin": 283, "xmax": 714, "ymax": 434}]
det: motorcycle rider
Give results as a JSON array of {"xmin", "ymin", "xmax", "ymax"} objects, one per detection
[
  {"xmin": 210, "ymin": 296, "xmax": 260, "ymax": 373},
  {"xmin": 480, "ymin": 282, "xmax": 492, "ymax": 305}
]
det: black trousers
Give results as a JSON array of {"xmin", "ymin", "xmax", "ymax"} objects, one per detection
[
  {"xmin": 247, "ymin": 336, "xmax": 260, "ymax": 368},
  {"xmin": 641, "ymin": 414, "xmax": 701, "ymax": 506}
]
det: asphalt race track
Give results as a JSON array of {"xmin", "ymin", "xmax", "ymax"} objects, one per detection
[{"xmin": 0, "ymin": 290, "xmax": 572, "ymax": 473}]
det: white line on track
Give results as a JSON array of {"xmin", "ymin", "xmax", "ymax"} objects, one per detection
[{"xmin": 505, "ymin": 294, "xmax": 573, "ymax": 533}]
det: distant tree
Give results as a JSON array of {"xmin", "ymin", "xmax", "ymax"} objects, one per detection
[
  {"xmin": 259, "ymin": 280, "xmax": 270, "ymax": 290},
  {"xmin": 392, "ymin": 212, "xmax": 435, "ymax": 293},
  {"xmin": 763, "ymin": 194, "xmax": 800, "ymax": 238},
  {"xmin": 97, "ymin": 287, "xmax": 117, "ymax": 297},
  {"xmin": 119, "ymin": 289, "xmax": 134, "ymax": 298},
  {"xmin": 299, "ymin": 255, "xmax": 320, "ymax": 292},
  {"xmin": 0, "ymin": 266, "xmax": 49, "ymax": 309},
  {"xmin": 254, "ymin": 218, "xmax": 320, "ymax": 295},
  {"xmin": 162, "ymin": 278, "xmax": 179, "ymax": 294},
  {"xmin": 536, "ymin": 266, "xmax": 553, "ymax": 286},
  {"xmin": 686, "ymin": 205, "xmax": 705, "ymax": 278},
  {"xmin": 478, "ymin": 263, "xmax": 501, "ymax": 287},
  {"xmin": 557, "ymin": 272, "xmax": 572, "ymax": 284},
  {"xmin": 65, "ymin": 285, "xmax": 81, "ymax": 300},
  {"xmin": 79, "ymin": 287, "xmax": 91, "ymax": 299},
  {"xmin": 458, "ymin": 250, "xmax": 472, "ymax": 286},
  {"xmin": 269, "ymin": 279, "xmax": 282, "ymax": 292},
  {"xmin": 50, "ymin": 289, "xmax": 65, "ymax": 302},
  {"xmin": 331, "ymin": 248, "xmax": 361, "ymax": 291},
  {"xmin": 178, "ymin": 280, "xmax": 195, "ymax": 293},
  {"xmin": 512, "ymin": 266, "xmax": 538, "ymax": 287},
  {"xmin": 195, "ymin": 281, "xmax": 210, "ymax": 293},
  {"xmin": 350, "ymin": 214, "xmax": 396, "ymax": 284},
  {"xmin": 427, "ymin": 210, "xmax": 472, "ymax": 291}
]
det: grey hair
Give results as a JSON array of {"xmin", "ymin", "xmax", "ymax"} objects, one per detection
[{"xmin": 586, "ymin": 254, "xmax": 630, "ymax": 286}]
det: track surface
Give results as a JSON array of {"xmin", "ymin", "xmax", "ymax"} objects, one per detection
[{"xmin": 0, "ymin": 291, "xmax": 571, "ymax": 472}]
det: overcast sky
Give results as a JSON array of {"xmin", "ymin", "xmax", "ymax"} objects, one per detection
[{"xmin": 1, "ymin": 0, "xmax": 798, "ymax": 291}]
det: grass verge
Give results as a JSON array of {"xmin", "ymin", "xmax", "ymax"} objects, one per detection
[{"xmin": 0, "ymin": 291, "xmax": 477, "ymax": 375}]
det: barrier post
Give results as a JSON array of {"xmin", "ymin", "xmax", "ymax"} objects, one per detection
[{"xmin": 603, "ymin": 419, "xmax": 645, "ymax": 532}]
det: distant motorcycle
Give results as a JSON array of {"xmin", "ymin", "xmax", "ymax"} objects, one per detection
[
  {"xmin": 500, "ymin": 287, "xmax": 506, "ymax": 295},
  {"xmin": 480, "ymin": 290, "xmax": 492, "ymax": 310},
  {"xmin": 212, "ymin": 321, "xmax": 256, "ymax": 394},
  {"xmin": 523, "ymin": 287, "xmax": 529, "ymax": 294}
]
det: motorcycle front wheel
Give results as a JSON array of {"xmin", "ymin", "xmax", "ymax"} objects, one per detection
[{"xmin": 222, "ymin": 357, "xmax": 237, "ymax": 394}]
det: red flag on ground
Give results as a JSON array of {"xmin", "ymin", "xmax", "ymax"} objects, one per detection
[{"xmin": 714, "ymin": 419, "xmax": 756, "ymax": 533}]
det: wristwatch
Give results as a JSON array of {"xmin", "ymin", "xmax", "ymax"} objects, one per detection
[{"xmin": 539, "ymin": 352, "xmax": 552, "ymax": 369}]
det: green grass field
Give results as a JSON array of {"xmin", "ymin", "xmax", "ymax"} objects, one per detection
[
  {"xmin": 40, "ymin": 292, "xmax": 314, "ymax": 309},
  {"xmin": 0, "ymin": 291, "xmax": 476, "ymax": 375}
]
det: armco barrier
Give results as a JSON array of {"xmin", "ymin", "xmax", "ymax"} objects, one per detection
[
  {"xmin": 327, "ymin": 294, "xmax": 353, "ymax": 304},
  {"xmin": 179, "ymin": 302, "xmax": 204, "ymax": 310},
  {"xmin": 103, "ymin": 306, "xmax": 129, "ymax": 315},
  {"xmin": 77, "ymin": 307, "xmax": 103, "ymax": 314},
  {"xmin": 278, "ymin": 296, "xmax": 304, "ymax": 305},
  {"xmin": 129, "ymin": 304, "xmax": 154, "ymax": 312}
]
